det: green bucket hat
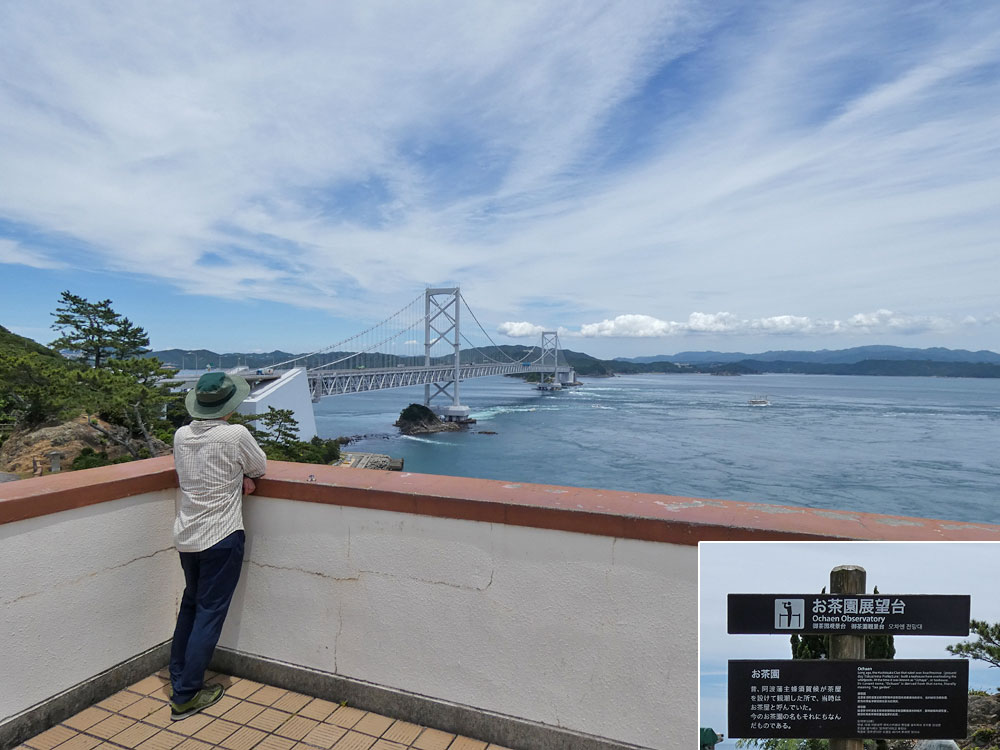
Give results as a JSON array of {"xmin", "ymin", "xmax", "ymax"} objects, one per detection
[{"xmin": 185, "ymin": 372, "xmax": 251, "ymax": 419}]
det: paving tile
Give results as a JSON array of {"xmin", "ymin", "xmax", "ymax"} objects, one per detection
[
  {"xmin": 381, "ymin": 722, "xmax": 421, "ymax": 746},
  {"xmin": 351, "ymin": 715, "xmax": 393, "ymax": 739},
  {"xmin": 212, "ymin": 674, "xmax": 240, "ymax": 688},
  {"xmin": 329, "ymin": 732, "xmax": 375, "ymax": 750},
  {"xmin": 218, "ymin": 726, "xmax": 267, "ymax": 750},
  {"xmin": 370, "ymin": 742, "xmax": 406, "ymax": 750},
  {"xmin": 298, "ymin": 699, "xmax": 338, "ymax": 722},
  {"xmin": 203, "ymin": 695, "xmax": 241, "ymax": 717},
  {"xmin": 129, "ymin": 676, "xmax": 171, "ymax": 696},
  {"xmin": 155, "ymin": 669, "xmax": 170, "ymax": 679},
  {"xmin": 326, "ymin": 707, "xmax": 365, "ymax": 730},
  {"xmin": 147, "ymin": 682, "xmax": 173, "ymax": 703},
  {"xmin": 25, "ymin": 732, "xmax": 74, "ymax": 750},
  {"xmin": 255, "ymin": 736, "xmax": 296, "ymax": 750},
  {"xmin": 192, "ymin": 719, "xmax": 240, "ymax": 745},
  {"xmin": 226, "ymin": 680, "xmax": 264, "ymax": 700},
  {"xmin": 247, "ymin": 708, "xmax": 293, "ymax": 732},
  {"xmin": 135, "ymin": 731, "xmax": 185, "ymax": 750},
  {"xmin": 274, "ymin": 716, "xmax": 319, "ymax": 742},
  {"xmin": 143, "ymin": 705, "xmax": 174, "ymax": 728},
  {"xmin": 449, "ymin": 738, "xmax": 487, "ymax": 750},
  {"xmin": 272, "ymin": 692, "xmax": 312, "ymax": 714},
  {"xmin": 111, "ymin": 721, "xmax": 160, "ymax": 748},
  {"xmin": 485, "ymin": 746, "xmax": 514, "ymax": 750},
  {"xmin": 97, "ymin": 691, "xmax": 143, "ymax": 712},
  {"xmin": 88, "ymin": 715, "xmax": 137, "ymax": 740},
  {"xmin": 246, "ymin": 685, "xmax": 288, "ymax": 706},
  {"xmin": 50, "ymin": 734, "xmax": 101, "ymax": 750},
  {"xmin": 173, "ymin": 740, "xmax": 212, "ymax": 750},
  {"xmin": 64, "ymin": 707, "xmax": 113, "ymax": 732},
  {"xmin": 221, "ymin": 700, "xmax": 266, "ymax": 725},
  {"xmin": 411, "ymin": 728, "xmax": 455, "ymax": 750},
  {"xmin": 121, "ymin": 698, "xmax": 164, "ymax": 721},
  {"xmin": 160, "ymin": 712, "xmax": 212, "ymax": 735},
  {"xmin": 300, "ymin": 723, "xmax": 346, "ymax": 749}
]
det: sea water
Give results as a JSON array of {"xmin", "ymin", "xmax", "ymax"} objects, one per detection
[{"xmin": 313, "ymin": 373, "xmax": 1000, "ymax": 525}]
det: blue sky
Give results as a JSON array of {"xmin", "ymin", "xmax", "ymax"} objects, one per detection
[
  {"xmin": 1, "ymin": 2, "xmax": 999, "ymax": 357},
  {"xmin": 700, "ymin": 542, "xmax": 1000, "ymax": 745}
]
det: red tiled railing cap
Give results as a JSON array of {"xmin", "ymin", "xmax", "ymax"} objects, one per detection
[{"xmin": 1, "ymin": 456, "xmax": 998, "ymax": 543}]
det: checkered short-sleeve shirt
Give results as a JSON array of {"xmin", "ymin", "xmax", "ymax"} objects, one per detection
[{"xmin": 172, "ymin": 420, "xmax": 267, "ymax": 552}]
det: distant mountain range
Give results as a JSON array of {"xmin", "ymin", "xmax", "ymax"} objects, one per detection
[
  {"xmin": 143, "ymin": 344, "xmax": 1000, "ymax": 379},
  {"xmin": 614, "ymin": 345, "xmax": 1000, "ymax": 365}
]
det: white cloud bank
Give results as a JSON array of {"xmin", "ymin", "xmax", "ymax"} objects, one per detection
[
  {"xmin": 498, "ymin": 321, "xmax": 546, "ymax": 338},
  {"xmin": 501, "ymin": 310, "xmax": 989, "ymax": 338}
]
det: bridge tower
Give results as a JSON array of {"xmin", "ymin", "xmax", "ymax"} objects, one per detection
[
  {"xmin": 424, "ymin": 287, "xmax": 471, "ymax": 422},
  {"xmin": 539, "ymin": 331, "xmax": 563, "ymax": 389}
]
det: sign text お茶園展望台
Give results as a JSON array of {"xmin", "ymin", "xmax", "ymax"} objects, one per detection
[{"xmin": 728, "ymin": 594, "xmax": 970, "ymax": 635}]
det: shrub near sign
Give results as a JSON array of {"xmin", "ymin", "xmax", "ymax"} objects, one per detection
[{"xmin": 728, "ymin": 594, "xmax": 970, "ymax": 635}]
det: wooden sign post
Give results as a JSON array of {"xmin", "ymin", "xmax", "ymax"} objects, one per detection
[{"xmin": 829, "ymin": 565, "xmax": 866, "ymax": 750}]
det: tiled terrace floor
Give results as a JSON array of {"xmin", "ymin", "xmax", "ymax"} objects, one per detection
[{"xmin": 19, "ymin": 671, "xmax": 510, "ymax": 750}]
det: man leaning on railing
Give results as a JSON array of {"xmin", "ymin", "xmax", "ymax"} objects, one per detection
[{"xmin": 168, "ymin": 372, "xmax": 266, "ymax": 720}]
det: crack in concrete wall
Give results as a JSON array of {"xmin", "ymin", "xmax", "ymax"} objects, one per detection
[
  {"xmin": 3, "ymin": 546, "xmax": 175, "ymax": 607},
  {"xmin": 247, "ymin": 560, "xmax": 361, "ymax": 582},
  {"xmin": 248, "ymin": 559, "xmax": 495, "ymax": 592}
]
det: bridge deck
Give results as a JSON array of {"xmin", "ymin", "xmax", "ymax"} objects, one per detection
[{"xmin": 307, "ymin": 363, "xmax": 572, "ymax": 398}]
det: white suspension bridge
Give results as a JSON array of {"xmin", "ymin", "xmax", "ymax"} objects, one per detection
[{"xmin": 266, "ymin": 287, "xmax": 575, "ymax": 422}]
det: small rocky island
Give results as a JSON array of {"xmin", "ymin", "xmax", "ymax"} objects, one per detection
[{"xmin": 394, "ymin": 403, "xmax": 462, "ymax": 435}]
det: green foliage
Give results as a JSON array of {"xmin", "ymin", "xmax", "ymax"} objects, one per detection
[
  {"xmin": 50, "ymin": 291, "xmax": 150, "ymax": 368},
  {"xmin": 75, "ymin": 357, "xmax": 174, "ymax": 443},
  {"xmin": 1, "ymin": 296, "xmax": 167, "ymax": 446},
  {"xmin": 948, "ymin": 619, "xmax": 1000, "ymax": 668},
  {"xmin": 71, "ymin": 447, "xmax": 136, "ymax": 471},
  {"xmin": 397, "ymin": 403, "xmax": 437, "ymax": 424},
  {"xmin": 972, "ymin": 727, "xmax": 998, "ymax": 746},
  {"xmin": 230, "ymin": 408, "xmax": 340, "ymax": 465},
  {"xmin": 0, "ymin": 350, "xmax": 83, "ymax": 427},
  {"xmin": 736, "ymin": 739, "xmax": 829, "ymax": 749},
  {"xmin": 0, "ymin": 324, "xmax": 64, "ymax": 359}
]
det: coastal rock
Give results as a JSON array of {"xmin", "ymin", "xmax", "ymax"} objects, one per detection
[
  {"xmin": 0, "ymin": 415, "xmax": 170, "ymax": 475},
  {"xmin": 394, "ymin": 403, "xmax": 462, "ymax": 435}
]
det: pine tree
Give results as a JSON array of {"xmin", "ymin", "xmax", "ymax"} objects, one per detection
[
  {"xmin": 50, "ymin": 291, "xmax": 149, "ymax": 367},
  {"xmin": 947, "ymin": 620, "xmax": 1000, "ymax": 668}
]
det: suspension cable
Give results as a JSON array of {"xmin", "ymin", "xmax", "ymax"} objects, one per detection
[
  {"xmin": 269, "ymin": 291, "xmax": 425, "ymax": 369},
  {"xmin": 459, "ymin": 293, "xmax": 527, "ymax": 364}
]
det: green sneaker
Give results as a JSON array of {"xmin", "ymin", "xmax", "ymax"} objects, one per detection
[{"xmin": 170, "ymin": 683, "xmax": 225, "ymax": 720}]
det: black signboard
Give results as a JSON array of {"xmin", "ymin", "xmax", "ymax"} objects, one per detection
[
  {"xmin": 728, "ymin": 659, "xmax": 968, "ymax": 739},
  {"xmin": 728, "ymin": 594, "xmax": 970, "ymax": 635}
]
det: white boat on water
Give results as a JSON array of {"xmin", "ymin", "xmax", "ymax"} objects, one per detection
[{"xmin": 748, "ymin": 395, "xmax": 770, "ymax": 407}]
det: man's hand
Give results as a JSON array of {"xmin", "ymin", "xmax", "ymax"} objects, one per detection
[{"xmin": 243, "ymin": 476, "xmax": 257, "ymax": 495}]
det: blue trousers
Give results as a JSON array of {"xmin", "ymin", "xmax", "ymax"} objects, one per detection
[{"xmin": 169, "ymin": 530, "xmax": 245, "ymax": 704}]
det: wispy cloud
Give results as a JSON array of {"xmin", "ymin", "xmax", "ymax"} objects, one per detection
[
  {"xmin": 0, "ymin": 239, "xmax": 66, "ymax": 270},
  {"xmin": 1, "ymin": 2, "xmax": 998, "ymax": 349}
]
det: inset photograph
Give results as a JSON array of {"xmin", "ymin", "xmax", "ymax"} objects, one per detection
[{"xmin": 699, "ymin": 542, "xmax": 1000, "ymax": 750}]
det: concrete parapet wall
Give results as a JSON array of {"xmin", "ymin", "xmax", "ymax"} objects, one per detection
[
  {"xmin": 0, "ymin": 490, "xmax": 181, "ymax": 725},
  {"xmin": 222, "ymin": 497, "xmax": 693, "ymax": 748},
  {"xmin": 2, "ymin": 457, "xmax": 999, "ymax": 748}
]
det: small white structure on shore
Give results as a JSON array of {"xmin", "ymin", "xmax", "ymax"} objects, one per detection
[
  {"xmin": 169, "ymin": 366, "xmax": 317, "ymax": 440},
  {"xmin": 238, "ymin": 367, "xmax": 317, "ymax": 439}
]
